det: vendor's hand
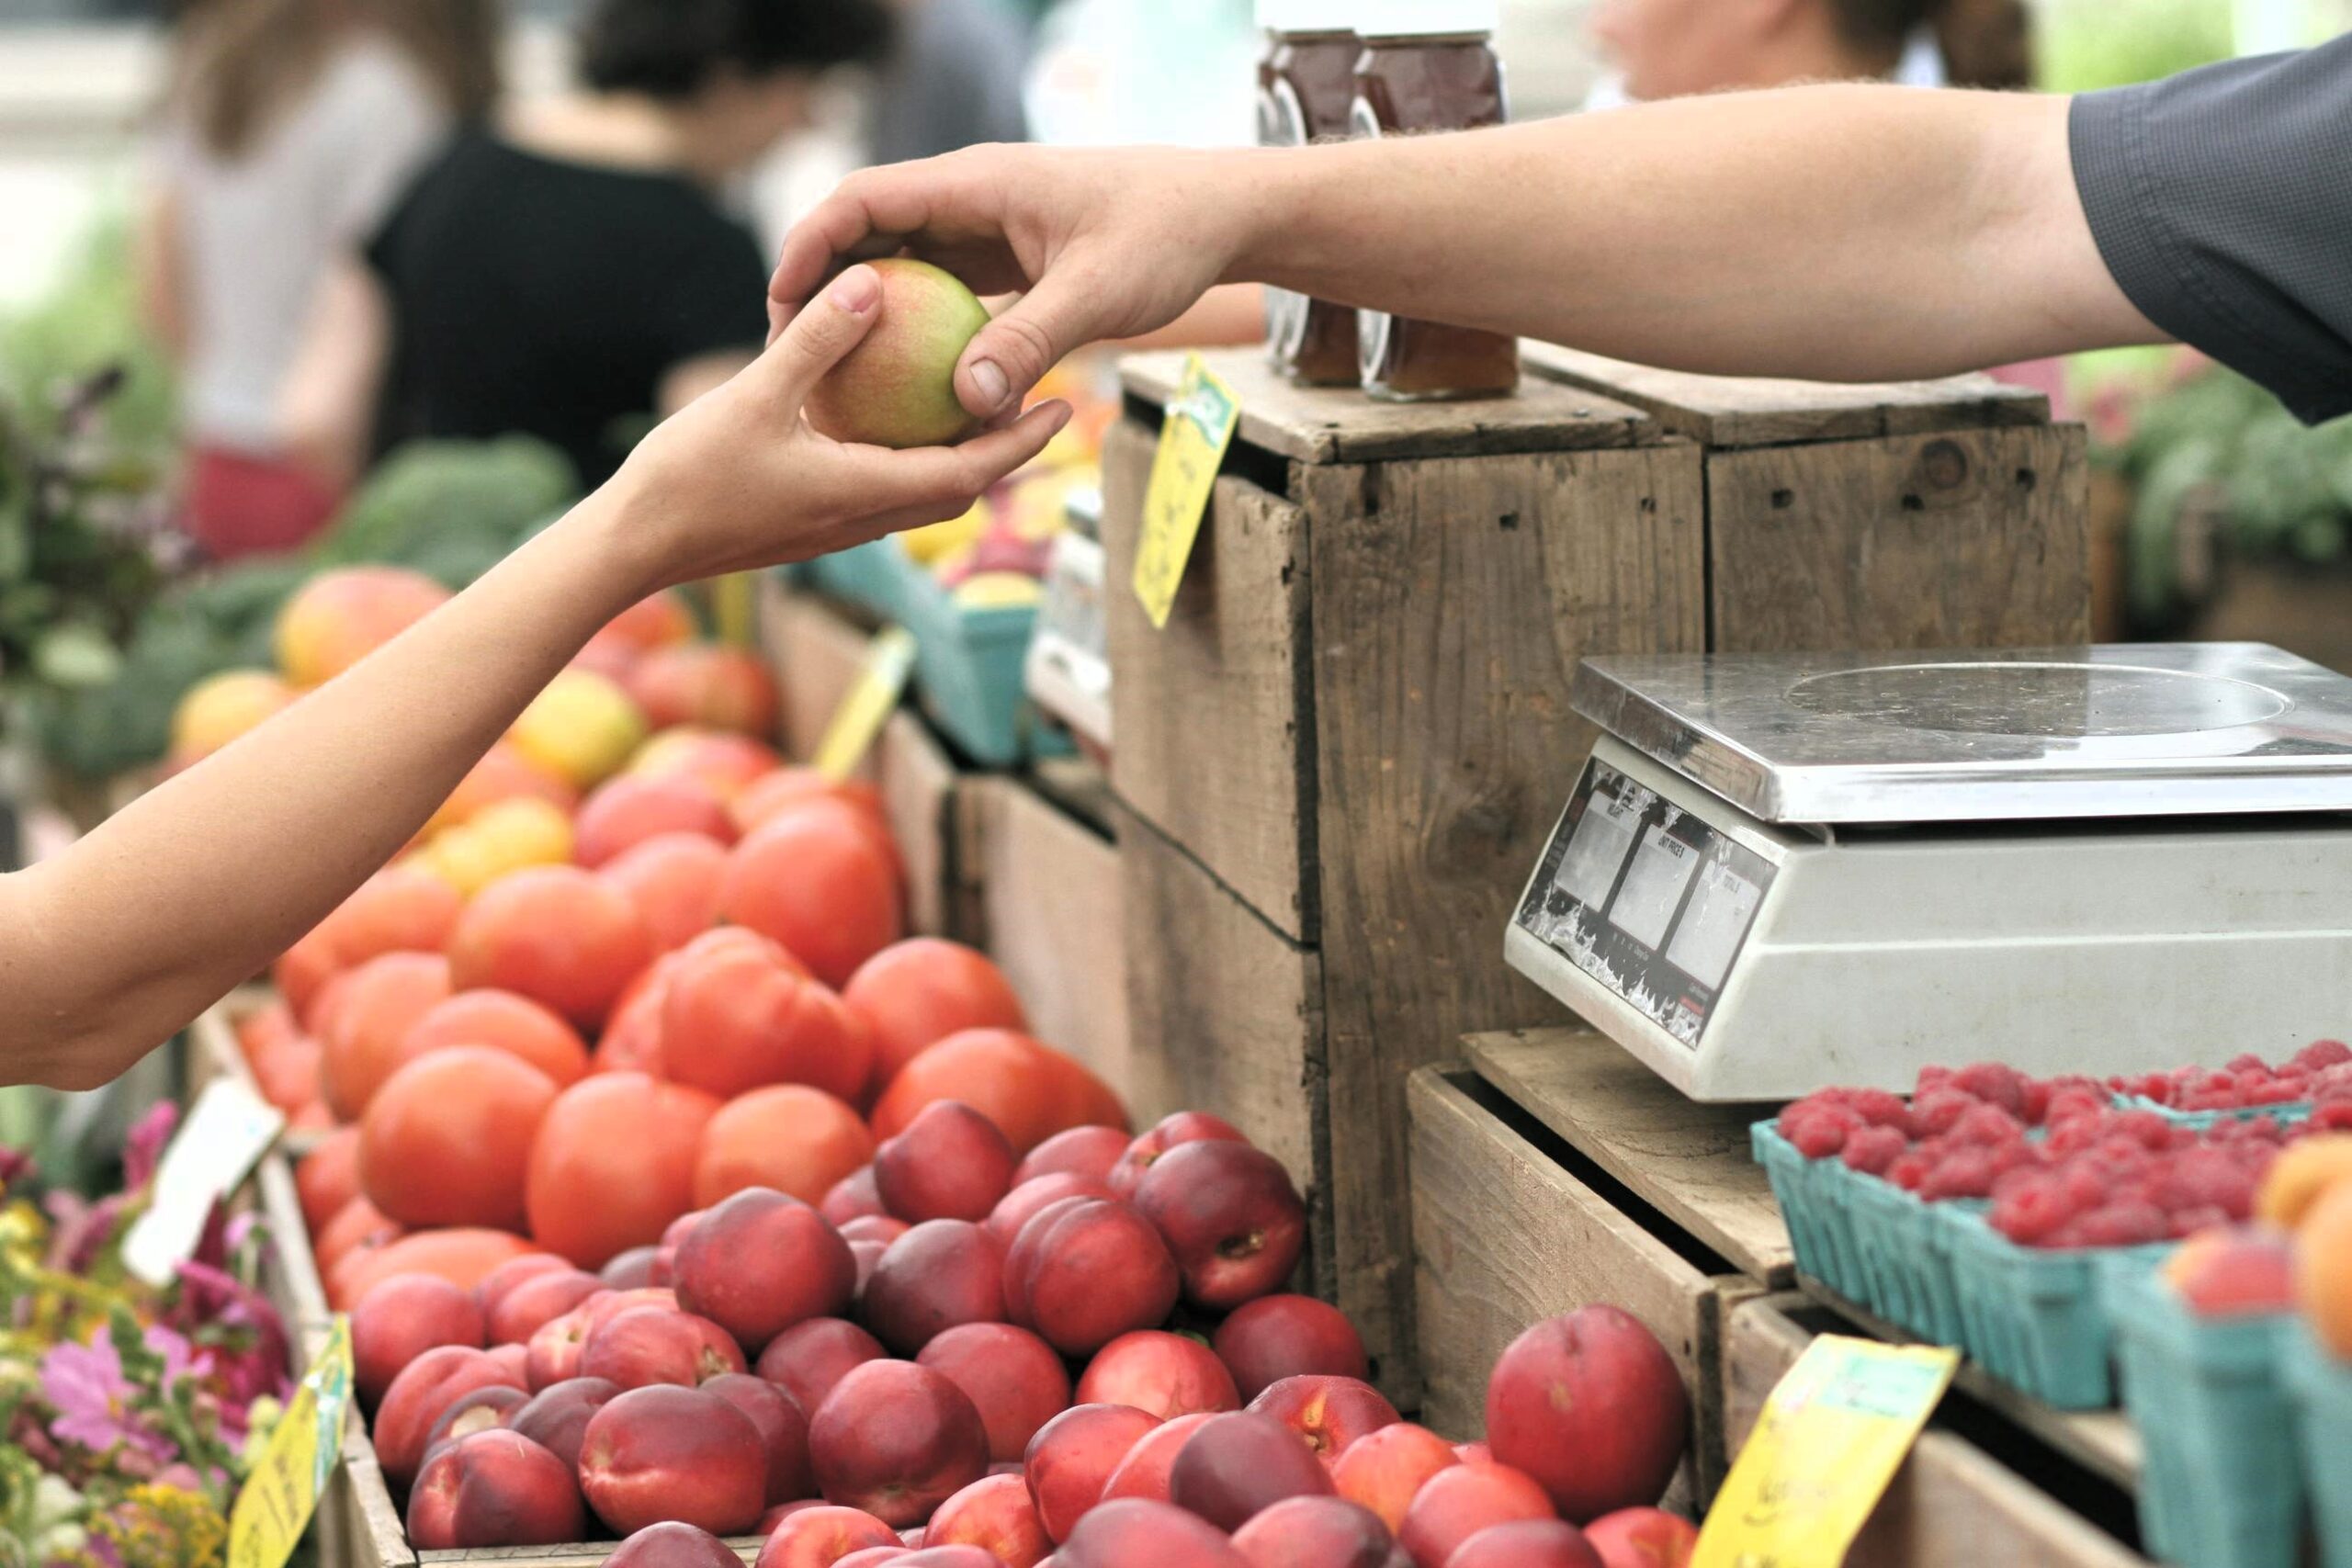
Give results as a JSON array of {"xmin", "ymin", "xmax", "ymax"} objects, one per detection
[
  {"xmin": 613, "ymin": 263, "xmax": 1071, "ymax": 590},
  {"xmin": 769, "ymin": 146, "xmax": 1250, "ymax": 422}
]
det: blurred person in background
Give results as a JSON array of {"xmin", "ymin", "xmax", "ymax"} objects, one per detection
[
  {"xmin": 282, "ymin": 0, "xmax": 891, "ymax": 491},
  {"xmin": 865, "ymin": 0, "xmax": 1031, "ymax": 164},
  {"xmin": 140, "ymin": 0, "xmax": 499, "ymax": 559},
  {"xmin": 1588, "ymin": 0, "xmax": 2031, "ymax": 103}
]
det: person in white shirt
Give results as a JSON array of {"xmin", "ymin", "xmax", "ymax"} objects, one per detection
[{"xmin": 138, "ymin": 0, "xmax": 498, "ymax": 558}]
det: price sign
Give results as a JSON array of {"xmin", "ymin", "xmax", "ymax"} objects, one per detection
[
  {"xmin": 228, "ymin": 1317, "xmax": 354, "ymax": 1568},
  {"xmin": 121, "ymin": 1077, "xmax": 283, "ymax": 1287},
  {"xmin": 1132, "ymin": 355, "xmax": 1240, "ymax": 629},
  {"xmin": 813, "ymin": 626, "xmax": 917, "ymax": 781},
  {"xmin": 1693, "ymin": 1335, "xmax": 1958, "ymax": 1568}
]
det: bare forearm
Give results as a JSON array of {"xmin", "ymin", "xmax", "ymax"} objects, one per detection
[{"xmin": 1230, "ymin": 85, "xmax": 2155, "ymax": 380}]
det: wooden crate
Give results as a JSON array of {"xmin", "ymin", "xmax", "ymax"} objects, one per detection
[
  {"xmin": 1408, "ymin": 1065, "xmax": 1764, "ymax": 1504},
  {"xmin": 1102, "ymin": 345, "xmax": 2086, "ymax": 1403}
]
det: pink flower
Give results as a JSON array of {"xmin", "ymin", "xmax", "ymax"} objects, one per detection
[
  {"xmin": 170, "ymin": 1260, "xmax": 291, "ymax": 1413},
  {"xmin": 123, "ymin": 1102, "xmax": 179, "ymax": 1191},
  {"xmin": 41, "ymin": 1333, "xmax": 169, "ymax": 1462}
]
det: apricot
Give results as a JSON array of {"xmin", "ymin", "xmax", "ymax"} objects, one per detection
[
  {"xmin": 628, "ymin": 643, "xmax": 780, "ymax": 737},
  {"xmin": 276, "ymin": 566, "xmax": 448, "ymax": 686}
]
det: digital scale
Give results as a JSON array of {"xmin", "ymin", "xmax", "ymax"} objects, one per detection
[{"xmin": 1505, "ymin": 644, "xmax": 2352, "ymax": 1100}]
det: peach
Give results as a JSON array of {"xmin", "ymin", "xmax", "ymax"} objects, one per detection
[
  {"xmin": 353, "ymin": 1274, "xmax": 485, "ymax": 1405},
  {"xmin": 863, "ymin": 1221, "xmax": 1007, "ymax": 1354},
  {"xmin": 1134, "ymin": 1140, "xmax": 1306, "ymax": 1309},
  {"xmin": 526, "ymin": 1304, "xmax": 600, "ymax": 1391},
  {"xmin": 2163, "ymin": 1225, "xmax": 2299, "ymax": 1316},
  {"xmin": 574, "ymin": 773, "xmax": 736, "ymax": 868},
  {"xmin": 1215, "ymin": 1295, "xmax": 1369, "ymax": 1402},
  {"xmin": 376, "ymin": 1346, "xmax": 526, "ymax": 1488},
  {"xmin": 486, "ymin": 1342, "xmax": 531, "ymax": 1384},
  {"xmin": 580, "ymin": 1306, "xmax": 747, "ymax": 1389},
  {"xmin": 1449, "ymin": 1521, "xmax": 1606, "ymax": 1568},
  {"xmin": 1003, "ymin": 1198, "xmax": 1181, "ymax": 1357},
  {"xmin": 753, "ymin": 1505, "xmax": 901, "ymax": 1567},
  {"xmin": 1021, "ymin": 1403, "xmax": 1162, "ymax": 1543},
  {"xmin": 1457, "ymin": 1443, "xmax": 1491, "ymax": 1464},
  {"xmin": 1014, "ymin": 1126, "xmax": 1133, "ymax": 1189},
  {"xmin": 604, "ymin": 1247, "xmax": 664, "ymax": 1290},
  {"xmin": 1581, "ymin": 1508, "xmax": 1699, "ymax": 1568},
  {"xmin": 476, "ymin": 1253, "xmax": 574, "ymax": 1316},
  {"xmin": 581, "ymin": 1384, "xmax": 769, "ymax": 1536},
  {"xmin": 1248, "ymin": 1376, "xmax": 1400, "ymax": 1469},
  {"xmin": 276, "ymin": 565, "xmax": 449, "ymax": 686},
  {"xmin": 707, "ymin": 1371, "xmax": 818, "ymax": 1506},
  {"xmin": 675, "ymin": 1188, "xmax": 859, "ymax": 1352},
  {"xmin": 1333, "ymin": 1424, "xmax": 1459, "ymax": 1533},
  {"xmin": 1484, "ymin": 1308, "xmax": 1688, "ymax": 1523},
  {"xmin": 876, "ymin": 1101, "xmax": 1018, "ymax": 1224},
  {"xmin": 1168, "ymin": 1410, "xmax": 1334, "ymax": 1531},
  {"xmin": 1057, "ymin": 1498, "xmax": 1250, "ymax": 1568},
  {"xmin": 924, "ymin": 1472, "xmax": 1051, "ymax": 1567},
  {"xmin": 1398, "ymin": 1461, "xmax": 1556, "ymax": 1568},
  {"xmin": 490, "ymin": 1269, "xmax": 606, "ymax": 1346},
  {"xmin": 1230, "ymin": 1495, "xmax": 1397, "ymax": 1568},
  {"xmin": 804, "ymin": 258, "xmax": 990, "ymax": 449},
  {"xmin": 1108, "ymin": 1112, "xmax": 1248, "ymax": 1201},
  {"xmin": 987, "ymin": 1174, "xmax": 1117, "ymax": 1251},
  {"xmin": 1100, "ymin": 1411, "xmax": 1214, "ymax": 1506},
  {"xmin": 1078, "ymin": 1332, "xmax": 1240, "ymax": 1422},
  {"xmin": 851, "ymin": 1240, "xmax": 888, "ymax": 1299},
  {"xmin": 423, "ymin": 1384, "xmax": 530, "ymax": 1456},
  {"xmin": 610, "ymin": 1521, "xmax": 746, "ymax": 1567},
  {"xmin": 842, "ymin": 1215, "xmax": 910, "ymax": 1246},
  {"xmin": 758, "ymin": 1318, "xmax": 888, "ymax": 1416},
  {"xmin": 897, "ymin": 1549, "xmax": 1001, "ymax": 1567},
  {"xmin": 917, "ymin": 1323, "xmax": 1070, "ymax": 1463},
  {"xmin": 825, "ymin": 1168, "xmax": 890, "ymax": 1225},
  {"xmin": 809, "ymin": 1360, "xmax": 991, "ymax": 1528},
  {"xmin": 407, "ymin": 1429, "xmax": 584, "ymax": 1550},
  {"xmin": 509, "ymin": 1376, "xmax": 622, "ymax": 1472}
]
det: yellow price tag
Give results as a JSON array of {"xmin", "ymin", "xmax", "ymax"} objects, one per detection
[
  {"xmin": 1132, "ymin": 355, "xmax": 1241, "ymax": 629},
  {"xmin": 1693, "ymin": 1335, "xmax": 1958, "ymax": 1568},
  {"xmin": 229, "ymin": 1316, "xmax": 354, "ymax": 1568},
  {"xmin": 813, "ymin": 626, "xmax": 917, "ymax": 782}
]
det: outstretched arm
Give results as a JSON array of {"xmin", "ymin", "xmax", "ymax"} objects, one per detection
[
  {"xmin": 773, "ymin": 85, "xmax": 2159, "ymax": 419},
  {"xmin": 0, "ymin": 265, "xmax": 1070, "ymax": 1090}
]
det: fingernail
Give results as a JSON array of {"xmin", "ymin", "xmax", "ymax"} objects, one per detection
[
  {"xmin": 967, "ymin": 358, "xmax": 1010, "ymax": 412},
  {"xmin": 829, "ymin": 265, "xmax": 879, "ymax": 313}
]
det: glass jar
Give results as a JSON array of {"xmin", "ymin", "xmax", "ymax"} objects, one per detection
[
  {"xmin": 1257, "ymin": 2, "xmax": 1363, "ymax": 385},
  {"xmin": 1351, "ymin": 2, "xmax": 1519, "ymax": 400}
]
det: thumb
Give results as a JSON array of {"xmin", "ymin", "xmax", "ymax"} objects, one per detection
[
  {"xmin": 954, "ymin": 265, "xmax": 1102, "ymax": 420},
  {"xmin": 757, "ymin": 264, "xmax": 884, "ymax": 406}
]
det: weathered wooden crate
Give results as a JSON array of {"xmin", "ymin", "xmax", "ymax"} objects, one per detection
[{"xmin": 1102, "ymin": 346, "xmax": 2087, "ymax": 1403}]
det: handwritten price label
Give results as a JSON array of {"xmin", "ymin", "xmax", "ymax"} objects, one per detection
[
  {"xmin": 1693, "ymin": 1335, "xmax": 1958, "ymax": 1568},
  {"xmin": 813, "ymin": 626, "xmax": 917, "ymax": 782},
  {"xmin": 1132, "ymin": 355, "xmax": 1240, "ymax": 629},
  {"xmin": 228, "ymin": 1317, "xmax": 354, "ymax": 1568}
]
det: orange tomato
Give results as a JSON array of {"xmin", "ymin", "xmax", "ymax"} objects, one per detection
[
  {"xmin": 329, "ymin": 1227, "xmax": 541, "ymax": 1312},
  {"xmin": 843, "ymin": 939, "xmax": 1028, "ymax": 1096},
  {"xmin": 361, "ymin": 1046, "xmax": 559, "ymax": 1231},
  {"xmin": 275, "ymin": 925, "xmax": 342, "ymax": 1026},
  {"xmin": 627, "ymin": 728, "xmax": 780, "ymax": 800},
  {"xmin": 660, "ymin": 934, "xmax": 870, "ymax": 1102},
  {"xmin": 719, "ymin": 807, "xmax": 903, "ymax": 988},
  {"xmin": 588, "ymin": 592, "xmax": 696, "ymax": 660},
  {"xmin": 318, "ymin": 952, "xmax": 453, "ymax": 1122},
  {"xmin": 430, "ymin": 742, "xmax": 579, "ymax": 836},
  {"xmin": 597, "ymin": 833, "xmax": 729, "ymax": 953},
  {"xmin": 730, "ymin": 768, "xmax": 892, "ymax": 848},
  {"xmin": 625, "ymin": 644, "xmax": 780, "ymax": 737},
  {"xmin": 693, "ymin": 1085, "xmax": 875, "ymax": 1208},
  {"xmin": 399, "ymin": 989, "xmax": 590, "ymax": 1088},
  {"xmin": 296, "ymin": 1127, "xmax": 364, "ymax": 1235},
  {"xmin": 447, "ymin": 866, "xmax": 654, "ymax": 1030},
  {"xmin": 247, "ymin": 1032, "xmax": 322, "ymax": 1113},
  {"xmin": 314, "ymin": 1194, "xmax": 402, "ymax": 1271},
  {"xmin": 869, "ymin": 1029, "xmax": 1126, "ymax": 1153},
  {"xmin": 572, "ymin": 773, "xmax": 735, "ymax": 869},
  {"xmin": 526, "ymin": 1072, "xmax": 719, "ymax": 1269},
  {"xmin": 319, "ymin": 866, "xmax": 465, "ymax": 968}
]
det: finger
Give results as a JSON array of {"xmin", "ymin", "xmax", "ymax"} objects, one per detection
[
  {"xmin": 755, "ymin": 265, "xmax": 884, "ymax": 406},
  {"xmin": 857, "ymin": 399, "xmax": 1074, "ymax": 515},
  {"xmin": 954, "ymin": 268, "xmax": 1108, "ymax": 421}
]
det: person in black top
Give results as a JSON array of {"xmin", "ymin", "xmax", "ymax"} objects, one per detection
[{"xmin": 283, "ymin": 0, "xmax": 891, "ymax": 490}]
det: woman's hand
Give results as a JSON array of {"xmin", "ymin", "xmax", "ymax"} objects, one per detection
[{"xmin": 616, "ymin": 262, "xmax": 1072, "ymax": 592}]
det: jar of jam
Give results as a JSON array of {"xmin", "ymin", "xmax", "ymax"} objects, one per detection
[
  {"xmin": 1351, "ymin": 1, "xmax": 1520, "ymax": 400},
  {"xmin": 1257, "ymin": 2, "xmax": 1362, "ymax": 385}
]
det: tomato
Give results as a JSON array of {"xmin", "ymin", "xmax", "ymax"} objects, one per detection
[
  {"xmin": 318, "ymin": 952, "xmax": 453, "ymax": 1121},
  {"xmin": 597, "ymin": 832, "xmax": 729, "ymax": 953},
  {"xmin": 247, "ymin": 1032, "xmax": 322, "ymax": 1113},
  {"xmin": 843, "ymin": 939, "xmax": 1029, "ymax": 1096},
  {"xmin": 329, "ymin": 1228, "xmax": 541, "ymax": 1312},
  {"xmin": 320, "ymin": 866, "xmax": 465, "ymax": 967},
  {"xmin": 628, "ymin": 728, "xmax": 780, "ymax": 800},
  {"xmin": 361, "ymin": 1046, "xmax": 560, "ymax": 1231},
  {"xmin": 400, "ymin": 989, "xmax": 590, "ymax": 1088},
  {"xmin": 729, "ymin": 769, "xmax": 893, "ymax": 855},
  {"xmin": 625, "ymin": 644, "xmax": 780, "ymax": 737},
  {"xmin": 526, "ymin": 1072, "xmax": 719, "ymax": 1269},
  {"xmin": 572, "ymin": 773, "xmax": 735, "ymax": 869},
  {"xmin": 693, "ymin": 1085, "xmax": 875, "ymax": 1209},
  {"xmin": 429, "ymin": 742, "xmax": 578, "ymax": 836},
  {"xmin": 718, "ymin": 807, "xmax": 902, "ymax": 988},
  {"xmin": 447, "ymin": 866, "xmax": 654, "ymax": 1029},
  {"xmin": 314, "ymin": 1195, "xmax": 402, "ymax": 1272},
  {"xmin": 296, "ymin": 1127, "xmax": 364, "ymax": 1235},
  {"xmin": 870, "ymin": 1029, "xmax": 1127, "ymax": 1153},
  {"xmin": 660, "ymin": 935, "xmax": 870, "ymax": 1102},
  {"xmin": 275, "ymin": 925, "xmax": 341, "ymax": 1026}
]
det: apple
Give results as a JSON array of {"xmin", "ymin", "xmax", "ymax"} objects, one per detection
[{"xmin": 804, "ymin": 259, "xmax": 992, "ymax": 450}]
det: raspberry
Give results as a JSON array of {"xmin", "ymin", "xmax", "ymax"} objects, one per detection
[
  {"xmin": 1952, "ymin": 1103, "xmax": 2029, "ymax": 1147},
  {"xmin": 2073, "ymin": 1200, "xmax": 2169, "ymax": 1247},
  {"xmin": 2315, "ymin": 1102, "xmax": 2352, "ymax": 1132},
  {"xmin": 1839, "ymin": 1124, "xmax": 1909, "ymax": 1176},
  {"xmin": 1785, "ymin": 1105, "xmax": 1862, "ymax": 1159},
  {"xmin": 1915, "ymin": 1065, "xmax": 1955, "ymax": 1097},
  {"xmin": 2045, "ymin": 1089, "xmax": 2108, "ymax": 1129},
  {"xmin": 2168, "ymin": 1205, "xmax": 2231, "ymax": 1240},
  {"xmin": 1885, "ymin": 1151, "xmax": 1932, "ymax": 1191},
  {"xmin": 1912, "ymin": 1089, "xmax": 1980, "ymax": 1137},
  {"xmin": 1919, "ymin": 1146, "xmax": 1998, "ymax": 1201},
  {"xmin": 2226, "ymin": 1053, "xmax": 2268, "ymax": 1075},
  {"xmin": 2114, "ymin": 1111, "xmax": 2177, "ymax": 1152},
  {"xmin": 1952, "ymin": 1062, "xmax": 2028, "ymax": 1117},
  {"xmin": 1990, "ymin": 1177, "xmax": 2075, "ymax": 1245},
  {"xmin": 1844, "ymin": 1089, "xmax": 1912, "ymax": 1133},
  {"xmin": 2296, "ymin": 1040, "xmax": 2352, "ymax": 1071},
  {"xmin": 1985, "ymin": 1141, "xmax": 2042, "ymax": 1179},
  {"xmin": 2060, "ymin": 1163, "xmax": 2112, "ymax": 1211},
  {"xmin": 2157, "ymin": 1148, "xmax": 2256, "ymax": 1220}
]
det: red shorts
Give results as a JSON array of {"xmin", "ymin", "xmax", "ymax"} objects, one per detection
[{"xmin": 182, "ymin": 446, "xmax": 343, "ymax": 560}]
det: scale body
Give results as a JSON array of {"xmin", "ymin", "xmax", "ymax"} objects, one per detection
[{"xmin": 1504, "ymin": 644, "xmax": 2352, "ymax": 1100}]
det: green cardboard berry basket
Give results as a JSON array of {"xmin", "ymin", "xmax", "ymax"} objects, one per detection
[
  {"xmin": 2112, "ymin": 1093, "xmax": 2315, "ymax": 1132},
  {"xmin": 1847, "ymin": 1176, "xmax": 1972, "ymax": 1347},
  {"xmin": 2109, "ymin": 1262, "xmax": 2305, "ymax": 1568},
  {"xmin": 887, "ymin": 547, "xmax": 1072, "ymax": 768},
  {"xmin": 1941, "ymin": 1204, "xmax": 2174, "ymax": 1408},
  {"xmin": 1752, "ymin": 1122, "xmax": 1871, "ymax": 1308},
  {"xmin": 2287, "ymin": 1325, "xmax": 2352, "ymax": 1568}
]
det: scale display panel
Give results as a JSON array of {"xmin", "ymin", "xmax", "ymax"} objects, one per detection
[{"xmin": 1514, "ymin": 755, "xmax": 1776, "ymax": 1048}]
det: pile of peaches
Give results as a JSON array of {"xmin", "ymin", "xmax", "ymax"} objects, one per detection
[{"xmin": 349, "ymin": 1100, "xmax": 1699, "ymax": 1567}]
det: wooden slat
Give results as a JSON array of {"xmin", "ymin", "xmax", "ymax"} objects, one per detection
[
  {"xmin": 1101, "ymin": 419, "xmax": 1317, "ymax": 941},
  {"xmin": 1305, "ymin": 443, "xmax": 1708, "ymax": 1410},
  {"xmin": 1522, "ymin": 342, "xmax": 2049, "ymax": 448},
  {"xmin": 760, "ymin": 576, "xmax": 876, "ymax": 763},
  {"xmin": 1120, "ymin": 348, "xmax": 1652, "ymax": 465},
  {"xmin": 1462, "ymin": 1029, "xmax": 1793, "ymax": 1287},
  {"xmin": 1408, "ymin": 1067, "xmax": 1758, "ymax": 1503},
  {"xmin": 1707, "ymin": 425, "xmax": 2092, "ymax": 651},
  {"xmin": 966, "ymin": 778, "xmax": 1132, "ymax": 1104},
  {"xmin": 874, "ymin": 709, "xmax": 962, "ymax": 939},
  {"xmin": 1722, "ymin": 1298, "xmax": 2153, "ymax": 1568}
]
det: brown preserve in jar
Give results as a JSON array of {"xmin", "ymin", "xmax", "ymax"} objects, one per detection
[
  {"xmin": 1258, "ymin": 6, "xmax": 1362, "ymax": 384},
  {"xmin": 1351, "ymin": 4, "xmax": 1518, "ymax": 400}
]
